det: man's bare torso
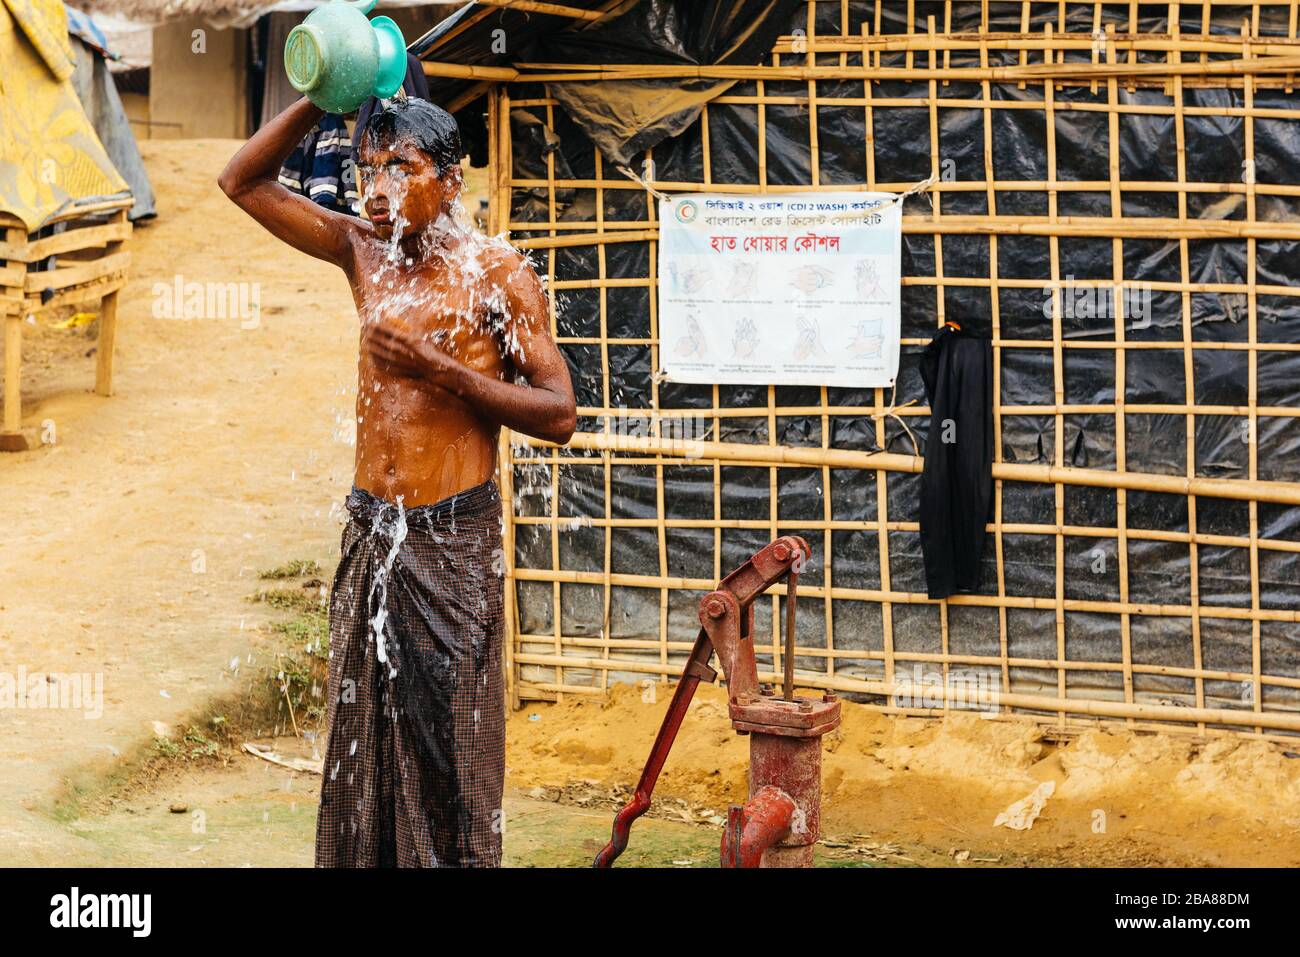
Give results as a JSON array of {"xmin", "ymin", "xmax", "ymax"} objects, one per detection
[
  {"xmin": 219, "ymin": 96, "xmax": 573, "ymax": 512},
  {"xmin": 349, "ymin": 234, "xmax": 510, "ymax": 508}
]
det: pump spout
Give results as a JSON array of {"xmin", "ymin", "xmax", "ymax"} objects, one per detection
[{"xmin": 720, "ymin": 785, "xmax": 797, "ymax": 868}]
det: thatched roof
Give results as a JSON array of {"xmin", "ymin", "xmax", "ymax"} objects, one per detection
[{"xmin": 69, "ymin": 0, "xmax": 458, "ymax": 29}]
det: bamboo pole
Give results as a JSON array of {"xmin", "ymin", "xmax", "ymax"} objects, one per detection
[
  {"xmin": 2, "ymin": 221, "xmax": 26, "ymax": 437},
  {"xmin": 459, "ymin": 0, "xmax": 607, "ymax": 21},
  {"xmin": 505, "ymin": 511, "xmax": 1300, "ymax": 558},
  {"xmin": 509, "ymin": 652, "xmax": 1300, "ymax": 734},
  {"xmin": 511, "ymin": 629, "xmax": 1300, "ymax": 690},
  {"xmin": 489, "ymin": 87, "xmax": 522, "ymax": 713},
  {"xmin": 422, "ymin": 62, "xmax": 519, "ymax": 81},
  {"xmin": 768, "ymin": 35, "xmax": 1300, "ymax": 56},
  {"xmin": 1244, "ymin": 20, "xmax": 1266, "ymax": 735},
  {"xmin": 1171, "ymin": 9, "xmax": 1207, "ymax": 733},
  {"xmin": 504, "ymin": 209, "xmax": 1300, "ymax": 240},
  {"xmin": 519, "ymin": 432, "xmax": 1300, "ymax": 507},
  {"xmin": 500, "ymin": 53, "xmax": 1300, "ymax": 84}
]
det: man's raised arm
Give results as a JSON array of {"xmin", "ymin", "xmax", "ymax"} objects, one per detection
[{"xmin": 217, "ymin": 97, "xmax": 365, "ymax": 269}]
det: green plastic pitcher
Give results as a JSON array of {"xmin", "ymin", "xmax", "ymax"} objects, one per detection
[{"xmin": 284, "ymin": 0, "xmax": 407, "ymax": 114}]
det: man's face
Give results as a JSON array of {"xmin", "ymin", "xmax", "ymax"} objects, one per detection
[{"xmin": 358, "ymin": 135, "xmax": 460, "ymax": 240}]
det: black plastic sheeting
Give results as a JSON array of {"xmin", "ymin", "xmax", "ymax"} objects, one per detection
[
  {"xmin": 413, "ymin": 0, "xmax": 801, "ymax": 167},
  {"xmin": 487, "ymin": 3, "xmax": 1300, "ymax": 721},
  {"xmin": 410, "ymin": 0, "xmax": 605, "ymax": 165},
  {"xmin": 419, "ymin": 0, "xmax": 1300, "ymax": 168},
  {"xmin": 538, "ymin": 0, "xmax": 805, "ymax": 165}
]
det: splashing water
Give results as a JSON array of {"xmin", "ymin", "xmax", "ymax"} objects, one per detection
[
  {"xmin": 368, "ymin": 496, "xmax": 407, "ymax": 677},
  {"xmin": 348, "ymin": 152, "xmax": 568, "ymax": 674},
  {"xmin": 357, "ymin": 154, "xmax": 546, "ymax": 373}
]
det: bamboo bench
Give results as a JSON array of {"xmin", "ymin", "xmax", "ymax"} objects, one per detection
[{"xmin": 0, "ymin": 198, "xmax": 132, "ymax": 451}]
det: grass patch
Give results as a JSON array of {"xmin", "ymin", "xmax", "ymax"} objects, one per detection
[
  {"xmin": 248, "ymin": 567, "xmax": 332, "ymax": 732},
  {"xmin": 249, "ymin": 586, "xmax": 325, "ymax": 615},
  {"xmin": 48, "ymin": 706, "xmax": 245, "ymax": 824},
  {"xmin": 259, "ymin": 559, "xmax": 322, "ymax": 580},
  {"xmin": 46, "ymin": 559, "xmax": 333, "ymax": 825},
  {"xmin": 153, "ymin": 724, "xmax": 222, "ymax": 760}
]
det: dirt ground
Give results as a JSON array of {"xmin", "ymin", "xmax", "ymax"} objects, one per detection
[
  {"xmin": 3, "ymin": 141, "xmax": 1299, "ymax": 867},
  {"xmin": 511, "ymin": 683, "xmax": 1300, "ymax": 866},
  {"xmin": 57, "ymin": 745, "xmax": 728, "ymax": 869},
  {"xmin": 1, "ymin": 139, "xmax": 358, "ymax": 864}
]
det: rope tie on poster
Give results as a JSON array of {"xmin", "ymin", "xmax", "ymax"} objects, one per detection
[{"xmin": 888, "ymin": 172, "xmax": 939, "ymax": 209}]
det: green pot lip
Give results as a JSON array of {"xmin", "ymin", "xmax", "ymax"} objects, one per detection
[
  {"xmin": 369, "ymin": 15, "xmax": 406, "ymax": 99},
  {"xmin": 285, "ymin": 22, "xmax": 328, "ymax": 93}
]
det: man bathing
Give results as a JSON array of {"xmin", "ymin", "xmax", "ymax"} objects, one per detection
[{"xmin": 219, "ymin": 96, "xmax": 576, "ymax": 867}]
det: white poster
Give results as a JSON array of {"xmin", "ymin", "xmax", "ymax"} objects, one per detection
[{"xmin": 657, "ymin": 191, "xmax": 902, "ymax": 388}]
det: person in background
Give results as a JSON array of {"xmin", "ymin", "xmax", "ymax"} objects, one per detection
[{"xmin": 278, "ymin": 112, "xmax": 359, "ymax": 215}]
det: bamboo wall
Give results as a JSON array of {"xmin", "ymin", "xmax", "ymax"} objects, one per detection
[{"xmin": 485, "ymin": 1, "xmax": 1300, "ymax": 738}]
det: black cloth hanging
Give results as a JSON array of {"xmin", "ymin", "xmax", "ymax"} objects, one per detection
[{"xmin": 918, "ymin": 323, "xmax": 994, "ymax": 600}]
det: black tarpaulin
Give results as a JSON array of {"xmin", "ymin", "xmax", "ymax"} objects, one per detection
[
  {"xmin": 536, "ymin": 0, "xmax": 805, "ymax": 166},
  {"xmin": 413, "ymin": 0, "xmax": 802, "ymax": 168}
]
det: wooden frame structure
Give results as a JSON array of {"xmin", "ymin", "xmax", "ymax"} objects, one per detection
[
  {"xmin": 0, "ymin": 199, "xmax": 132, "ymax": 450},
  {"xmin": 466, "ymin": 0, "xmax": 1300, "ymax": 739}
]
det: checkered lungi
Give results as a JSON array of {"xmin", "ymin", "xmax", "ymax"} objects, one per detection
[{"xmin": 314, "ymin": 480, "xmax": 505, "ymax": 868}]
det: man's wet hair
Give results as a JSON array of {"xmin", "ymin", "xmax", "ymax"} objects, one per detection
[{"xmin": 361, "ymin": 98, "xmax": 462, "ymax": 175}]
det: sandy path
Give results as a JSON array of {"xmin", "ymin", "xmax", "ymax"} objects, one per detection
[{"xmin": 0, "ymin": 140, "xmax": 358, "ymax": 864}]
